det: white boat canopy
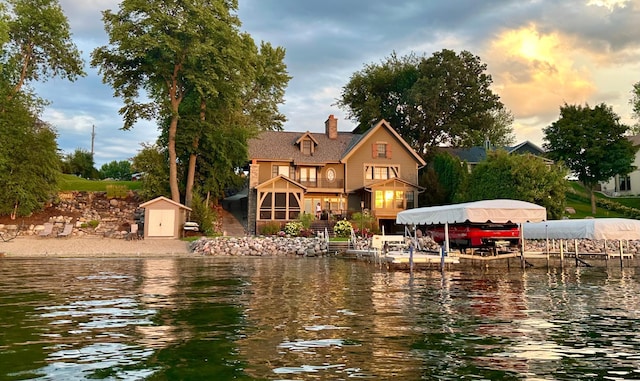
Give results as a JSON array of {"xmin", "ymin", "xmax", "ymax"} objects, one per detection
[
  {"xmin": 396, "ymin": 199, "xmax": 547, "ymax": 225},
  {"xmin": 522, "ymin": 218, "xmax": 640, "ymax": 240}
]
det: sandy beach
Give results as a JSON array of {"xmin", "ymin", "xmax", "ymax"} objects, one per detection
[{"xmin": 0, "ymin": 236, "xmax": 193, "ymax": 258}]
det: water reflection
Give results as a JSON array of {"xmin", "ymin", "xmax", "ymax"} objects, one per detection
[{"xmin": 2, "ymin": 258, "xmax": 640, "ymax": 380}]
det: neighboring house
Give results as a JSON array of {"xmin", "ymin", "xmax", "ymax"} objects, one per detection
[
  {"xmin": 601, "ymin": 134, "xmax": 640, "ymax": 196},
  {"xmin": 441, "ymin": 140, "xmax": 551, "ymax": 172},
  {"xmin": 246, "ymin": 115, "xmax": 426, "ymax": 234}
]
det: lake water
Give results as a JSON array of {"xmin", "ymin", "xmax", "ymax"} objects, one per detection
[{"xmin": 1, "ymin": 257, "xmax": 640, "ymax": 380}]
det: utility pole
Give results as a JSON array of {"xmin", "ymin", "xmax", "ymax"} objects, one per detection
[{"xmin": 91, "ymin": 125, "xmax": 96, "ymax": 156}]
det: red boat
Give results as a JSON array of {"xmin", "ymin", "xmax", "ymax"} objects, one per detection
[{"xmin": 427, "ymin": 223, "xmax": 520, "ymax": 250}]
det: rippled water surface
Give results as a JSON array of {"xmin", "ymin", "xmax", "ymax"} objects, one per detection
[{"xmin": 1, "ymin": 257, "xmax": 640, "ymax": 380}]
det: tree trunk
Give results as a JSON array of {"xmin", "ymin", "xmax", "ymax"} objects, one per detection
[
  {"xmin": 184, "ymin": 99, "xmax": 206, "ymax": 207},
  {"xmin": 589, "ymin": 185, "xmax": 596, "ymax": 215},
  {"xmin": 185, "ymin": 141, "xmax": 198, "ymax": 207},
  {"xmin": 168, "ymin": 114, "xmax": 180, "ymax": 203}
]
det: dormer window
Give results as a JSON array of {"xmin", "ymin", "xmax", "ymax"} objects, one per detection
[
  {"xmin": 302, "ymin": 140, "xmax": 312, "ymax": 155},
  {"xmin": 296, "ymin": 131, "xmax": 318, "ymax": 156}
]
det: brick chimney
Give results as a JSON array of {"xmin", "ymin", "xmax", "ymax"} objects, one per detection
[{"xmin": 325, "ymin": 114, "xmax": 338, "ymax": 140}]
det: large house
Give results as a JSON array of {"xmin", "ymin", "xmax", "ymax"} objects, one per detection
[{"xmin": 246, "ymin": 115, "xmax": 426, "ymax": 234}]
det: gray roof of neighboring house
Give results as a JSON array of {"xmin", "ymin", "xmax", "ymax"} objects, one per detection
[
  {"xmin": 441, "ymin": 141, "xmax": 547, "ymax": 163},
  {"xmin": 248, "ymin": 131, "xmax": 360, "ymax": 164}
]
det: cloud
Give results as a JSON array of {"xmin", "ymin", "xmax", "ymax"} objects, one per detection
[{"xmin": 486, "ymin": 24, "xmax": 597, "ymax": 123}]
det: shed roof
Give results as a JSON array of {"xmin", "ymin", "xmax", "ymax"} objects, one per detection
[{"xmin": 139, "ymin": 196, "xmax": 192, "ymax": 211}]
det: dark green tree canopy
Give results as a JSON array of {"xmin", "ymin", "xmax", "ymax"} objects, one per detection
[
  {"xmin": 543, "ymin": 103, "xmax": 637, "ymax": 187},
  {"xmin": 2, "ymin": 0, "xmax": 85, "ymax": 100},
  {"xmin": 543, "ymin": 103, "xmax": 637, "ymax": 214},
  {"xmin": 0, "ymin": 100, "xmax": 59, "ymax": 217},
  {"xmin": 337, "ymin": 50, "xmax": 512, "ymax": 158},
  {"xmin": 99, "ymin": 160, "xmax": 132, "ymax": 181},
  {"xmin": 631, "ymin": 81, "xmax": 640, "ymax": 133},
  {"xmin": 466, "ymin": 150, "xmax": 567, "ymax": 219}
]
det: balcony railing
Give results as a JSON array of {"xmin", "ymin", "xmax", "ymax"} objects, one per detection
[{"xmin": 298, "ymin": 179, "xmax": 344, "ymax": 188}]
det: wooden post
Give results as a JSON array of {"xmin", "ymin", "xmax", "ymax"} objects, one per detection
[
  {"xmin": 559, "ymin": 240, "xmax": 564, "ymax": 265},
  {"xmin": 574, "ymin": 239, "xmax": 579, "ymax": 267},
  {"xmin": 520, "ymin": 223, "xmax": 526, "ymax": 269},
  {"xmin": 619, "ymin": 240, "xmax": 624, "ymax": 268}
]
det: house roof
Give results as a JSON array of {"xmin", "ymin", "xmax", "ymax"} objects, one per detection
[
  {"xmin": 248, "ymin": 119, "xmax": 425, "ymax": 166},
  {"xmin": 248, "ymin": 130, "xmax": 358, "ymax": 164},
  {"xmin": 441, "ymin": 140, "xmax": 547, "ymax": 164},
  {"xmin": 341, "ymin": 119, "xmax": 426, "ymax": 166}
]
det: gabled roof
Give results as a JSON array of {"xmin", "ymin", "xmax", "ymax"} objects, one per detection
[
  {"xmin": 254, "ymin": 175, "xmax": 307, "ymax": 191},
  {"xmin": 248, "ymin": 119, "xmax": 425, "ymax": 167},
  {"xmin": 248, "ymin": 130, "xmax": 358, "ymax": 164},
  {"xmin": 295, "ymin": 131, "xmax": 319, "ymax": 145},
  {"xmin": 365, "ymin": 177, "xmax": 425, "ymax": 191},
  {"xmin": 139, "ymin": 196, "xmax": 192, "ymax": 211},
  {"xmin": 341, "ymin": 120, "xmax": 426, "ymax": 166}
]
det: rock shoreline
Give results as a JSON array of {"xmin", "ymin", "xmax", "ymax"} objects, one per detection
[{"xmin": 190, "ymin": 236, "xmax": 332, "ymax": 257}]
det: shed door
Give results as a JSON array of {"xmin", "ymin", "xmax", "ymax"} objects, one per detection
[{"xmin": 148, "ymin": 209, "xmax": 175, "ymax": 237}]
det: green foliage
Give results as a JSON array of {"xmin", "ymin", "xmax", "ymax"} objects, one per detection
[
  {"xmin": 58, "ymin": 174, "xmax": 141, "ymax": 191},
  {"xmin": 337, "ymin": 50, "xmax": 511, "ymax": 158},
  {"xmin": 466, "ymin": 150, "xmax": 568, "ymax": 219},
  {"xmin": 544, "ymin": 103, "xmax": 637, "ymax": 188},
  {"xmin": 260, "ymin": 222, "xmax": 282, "ymax": 236},
  {"xmin": 99, "ymin": 160, "xmax": 132, "ymax": 180},
  {"xmin": 131, "ymin": 143, "xmax": 170, "ymax": 201},
  {"xmin": 190, "ymin": 193, "xmax": 217, "ymax": 236},
  {"xmin": 0, "ymin": 96, "xmax": 60, "ymax": 217},
  {"xmin": 333, "ymin": 219, "xmax": 353, "ymax": 238},
  {"xmin": 2, "ymin": 0, "xmax": 85, "ymax": 101},
  {"xmin": 106, "ymin": 185, "xmax": 128, "ymax": 199},
  {"xmin": 543, "ymin": 103, "xmax": 637, "ymax": 214},
  {"xmin": 63, "ymin": 149, "xmax": 98, "ymax": 179},
  {"xmin": 421, "ymin": 151, "xmax": 468, "ymax": 206},
  {"xmin": 631, "ymin": 81, "xmax": 640, "ymax": 133},
  {"xmin": 350, "ymin": 212, "xmax": 378, "ymax": 237},
  {"xmin": 80, "ymin": 220, "xmax": 100, "ymax": 229},
  {"xmin": 91, "ymin": 0, "xmax": 289, "ymax": 204},
  {"xmin": 298, "ymin": 212, "xmax": 314, "ymax": 229},
  {"xmin": 284, "ymin": 221, "xmax": 304, "ymax": 236}
]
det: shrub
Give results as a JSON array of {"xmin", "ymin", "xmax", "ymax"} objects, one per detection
[
  {"xmin": 298, "ymin": 212, "xmax": 314, "ymax": 229},
  {"xmin": 284, "ymin": 221, "xmax": 304, "ymax": 236},
  {"xmin": 333, "ymin": 219, "xmax": 353, "ymax": 238},
  {"xmin": 190, "ymin": 193, "xmax": 219, "ymax": 236},
  {"xmin": 260, "ymin": 222, "xmax": 281, "ymax": 235}
]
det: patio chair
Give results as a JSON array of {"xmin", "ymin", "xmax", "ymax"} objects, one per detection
[
  {"xmin": 126, "ymin": 223, "xmax": 142, "ymax": 240},
  {"xmin": 38, "ymin": 222, "xmax": 54, "ymax": 237},
  {"xmin": 57, "ymin": 223, "xmax": 73, "ymax": 238}
]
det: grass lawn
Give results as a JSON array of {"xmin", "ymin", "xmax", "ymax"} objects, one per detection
[
  {"xmin": 565, "ymin": 181, "xmax": 640, "ymax": 218},
  {"xmin": 59, "ymin": 174, "xmax": 142, "ymax": 192}
]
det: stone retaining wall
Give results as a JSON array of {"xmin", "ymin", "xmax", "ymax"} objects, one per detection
[
  {"xmin": 190, "ymin": 236, "xmax": 331, "ymax": 257},
  {"xmin": 0, "ymin": 191, "xmax": 141, "ymax": 239}
]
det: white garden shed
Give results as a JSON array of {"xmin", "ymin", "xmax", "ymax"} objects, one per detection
[{"xmin": 139, "ymin": 196, "xmax": 192, "ymax": 239}]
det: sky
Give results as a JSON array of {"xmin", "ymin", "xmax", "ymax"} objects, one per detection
[{"xmin": 33, "ymin": 0, "xmax": 640, "ymax": 167}]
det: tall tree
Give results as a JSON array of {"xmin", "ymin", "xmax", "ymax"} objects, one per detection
[
  {"xmin": 2, "ymin": 0, "xmax": 85, "ymax": 103},
  {"xmin": 131, "ymin": 143, "xmax": 170, "ymax": 201},
  {"xmin": 0, "ymin": 98, "xmax": 59, "ymax": 217},
  {"xmin": 337, "ymin": 50, "xmax": 509, "ymax": 158},
  {"xmin": 631, "ymin": 81, "xmax": 640, "ymax": 133},
  {"xmin": 91, "ymin": 0, "xmax": 245, "ymax": 203},
  {"xmin": 466, "ymin": 150, "xmax": 567, "ymax": 219},
  {"xmin": 543, "ymin": 103, "xmax": 637, "ymax": 214}
]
